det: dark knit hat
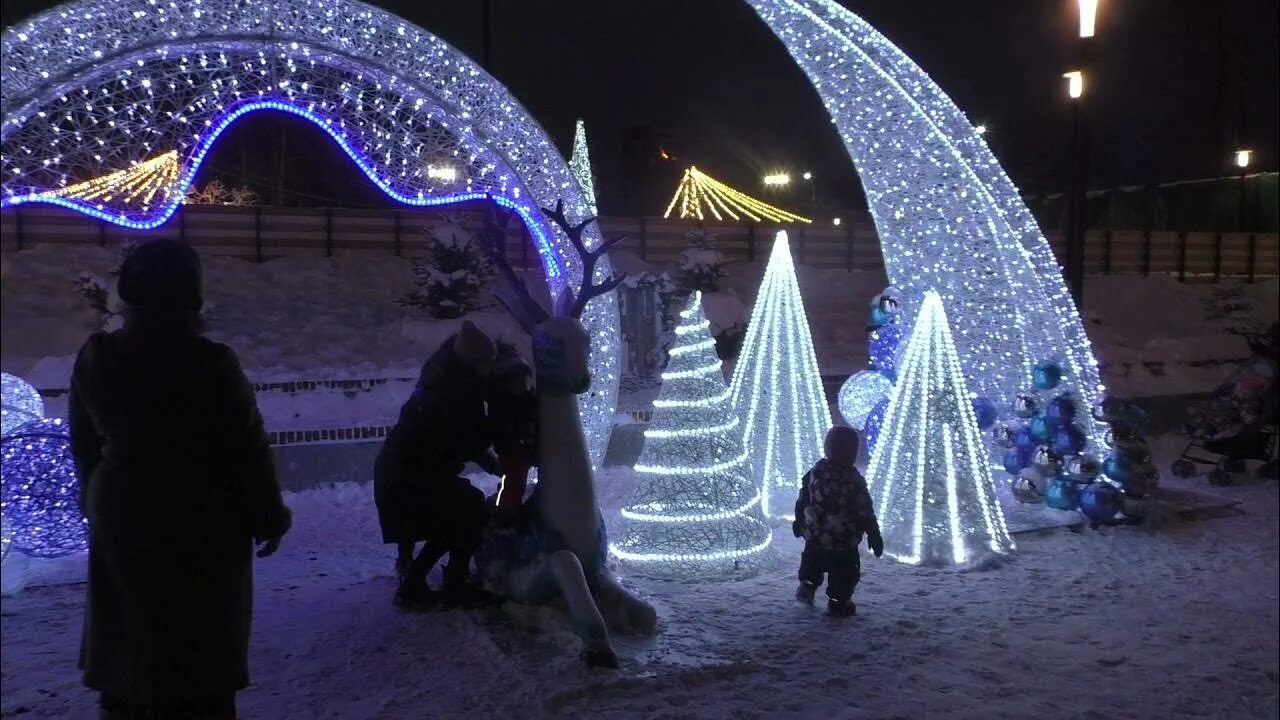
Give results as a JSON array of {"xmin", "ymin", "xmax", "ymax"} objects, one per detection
[{"xmin": 116, "ymin": 239, "xmax": 203, "ymax": 311}]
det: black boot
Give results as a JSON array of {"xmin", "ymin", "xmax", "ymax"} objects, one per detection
[
  {"xmin": 440, "ymin": 565, "xmax": 501, "ymax": 609},
  {"xmin": 795, "ymin": 581, "xmax": 817, "ymax": 605},
  {"xmin": 394, "ymin": 580, "xmax": 439, "ymax": 611},
  {"xmin": 827, "ymin": 598, "xmax": 856, "ymax": 617}
]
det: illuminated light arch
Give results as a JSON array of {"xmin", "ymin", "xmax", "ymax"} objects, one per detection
[
  {"xmin": 664, "ymin": 166, "xmax": 811, "ymax": 223},
  {"xmin": 746, "ymin": 0, "xmax": 1106, "ymax": 445},
  {"xmin": 0, "ymin": 0, "xmax": 619, "ymax": 467}
]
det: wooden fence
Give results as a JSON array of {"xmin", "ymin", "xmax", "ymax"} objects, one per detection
[{"xmin": 2, "ymin": 204, "xmax": 1277, "ymax": 280}]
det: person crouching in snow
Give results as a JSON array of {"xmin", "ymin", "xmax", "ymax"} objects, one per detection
[
  {"xmin": 793, "ymin": 425, "xmax": 883, "ymax": 617},
  {"xmin": 374, "ymin": 321, "xmax": 503, "ymax": 610}
]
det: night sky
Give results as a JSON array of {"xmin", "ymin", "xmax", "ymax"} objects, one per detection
[{"xmin": 3, "ymin": 0, "xmax": 1277, "ymax": 215}]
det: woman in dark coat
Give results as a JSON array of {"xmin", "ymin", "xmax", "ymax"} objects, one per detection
[
  {"xmin": 374, "ymin": 321, "xmax": 501, "ymax": 608},
  {"xmin": 68, "ymin": 239, "xmax": 291, "ymax": 720}
]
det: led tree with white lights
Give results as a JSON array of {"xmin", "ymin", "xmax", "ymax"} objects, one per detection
[
  {"xmin": 730, "ymin": 231, "xmax": 832, "ymax": 519},
  {"xmin": 569, "ymin": 119, "xmax": 597, "ymax": 215},
  {"xmin": 611, "ymin": 292, "xmax": 772, "ymax": 578},
  {"xmin": 865, "ymin": 290, "xmax": 1015, "ymax": 566}
]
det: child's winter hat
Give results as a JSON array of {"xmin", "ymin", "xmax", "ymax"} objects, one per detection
[{"xmin": 116, "ymin": 239, "xmax": 203, "ymax": 311}]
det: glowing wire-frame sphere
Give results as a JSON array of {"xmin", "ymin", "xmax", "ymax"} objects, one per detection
[
  {"xmin": 0, "ymin": 418, "xmax": 89, "ymax": 558},
  {"xmin": 1, "ymin": 373, "xmax": 44, "ymax": 436},
  {"xmin": 838, "ymin": 370, "xmax": 892, "ymax": 429}
]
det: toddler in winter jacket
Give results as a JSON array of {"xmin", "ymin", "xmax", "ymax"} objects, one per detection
[{"xmin": 792, "ymin": 425, "xmax": 883, "ymax": 617}]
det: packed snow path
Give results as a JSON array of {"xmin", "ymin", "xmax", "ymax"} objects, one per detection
[{"xmin": 2, "ymin": 469, "xmax": 1276, "ymax": 719}]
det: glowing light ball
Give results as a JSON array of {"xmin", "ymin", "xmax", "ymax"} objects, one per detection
[
  {"xmin": 868, "ymin": 322, "xmax": 904, "ymax": 375},
  {"xmin": 838, "ymin": 370, "xmax": 893, "ymax": 428},
  {"xmin": 1, "ymin": 373, "xmax": 44, "ymax": 436},
  {"xmin": 0, "ymin": 419, "xmax": 89, "ymax": 558}
]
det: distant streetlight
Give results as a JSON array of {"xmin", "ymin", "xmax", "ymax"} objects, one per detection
[
  {"xmin": 832, "ymin": 217, "xmax": 842, "ymax": 227},
  {"xmin": 1077, "ymin": 0, "xmax": 1099, "ymax": 38},
  {"xmin": 802, "ymin": 171, "xmax": 813, "ymax": 181},
  {"xmin": 763, "ymin": 173, "xmax": 791, "ymax": 187},
  {"xmin": 1235, "ymin": 149, "xmax": 1253, "ymax": 169},
  {"xmin": 1235, "ymin": 149, "xmax": 1252, "ymax": 232},
  {"xmin": 975, "ymin": 124, "xmax": 988, "ymax": 135},
  {"xmin": 1063, "ymin": 70, "xmax": 1085, "ymax": 99}
]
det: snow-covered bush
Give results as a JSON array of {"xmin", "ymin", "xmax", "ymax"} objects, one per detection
[
  {"xmin": 674, "ymin": 229, "xmax": 730, "ymax": 293},
  {"xmin": 185, "ymin": 180, "xmax": 259, "ymax": 206},
  {"xmin": 399, "ymin": 221, "xmax": 492, "ymax": 319}
]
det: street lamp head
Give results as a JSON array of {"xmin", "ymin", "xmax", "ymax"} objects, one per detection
[
  {"xmin": 833, "ymin": 217, "xmax": 842, "ymax": 227},
  {"xmin": 975, "ymin": 124, "xmax": 988, "ymax": 135},
  {"xmin": 802, "ymin": 171, "xmax": 813, "ymax": 181},
  {"xmin": 1077, "ymin": 0, "xmax": 1099, "ymax": 38},
  {"xmin": 1063, "ymin": 71, "xmax": 1085, "ymax": 99},
  {"xmin": 763, "ymin": 173, "xmax": 791, "ymax": 187},
  {"xmin": 1235, "ymin": 149, "xmax": 1253, "ymax": 169}
]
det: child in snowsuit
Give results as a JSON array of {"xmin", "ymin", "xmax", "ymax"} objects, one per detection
[{"xmin": 793, "ymin": 425, "xmax": 883, "ymax": 617}]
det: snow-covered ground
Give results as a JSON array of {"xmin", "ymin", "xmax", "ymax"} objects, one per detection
[{"xmin": 2, "ymin": 450, "xmax": 1277, "ymax": 719}]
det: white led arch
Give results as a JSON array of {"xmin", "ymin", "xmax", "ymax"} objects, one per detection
[
  {"xmin": 0, "ymin": 0, "xmax": 619, "ymax": 467},
  {"xmin": 746, "ymin": 0, "xmax": 1106, "ymax": 445}
]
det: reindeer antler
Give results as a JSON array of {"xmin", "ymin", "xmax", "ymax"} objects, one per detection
[
  {"xmin": 542, "ymin": 200, "xmax": 628, "ymax": 318},
  {"xmin": 483, "ymin": 204, "xmax": 549, "ymax": 331}
]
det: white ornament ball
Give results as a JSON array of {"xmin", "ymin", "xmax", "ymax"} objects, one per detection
[
  {"xmin": 838, "ymin": 370, "xmax": 893, "ymax": 428},
  {"xmin": 1, "ymin": 374, "xmax": 44, "ymax": 436}
]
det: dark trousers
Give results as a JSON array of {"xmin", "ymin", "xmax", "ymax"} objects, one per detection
[
  {"xmin": 798, "ymin": 546, "xmax": 861, "ymax": 603},
  {"xmin": 101, "ymin": 692, "xmax": 235, "ymax": 720},
  {"xmin": 400, "ymin": 481, "xmax": 487, "ymax": 590}
]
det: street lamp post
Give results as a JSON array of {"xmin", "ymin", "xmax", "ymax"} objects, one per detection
[
  {"xmin": 1064, "ymin": 0, "xmax": 1098, "ymax": 308},
  {"xmin": 1235, "ymin": 149, "xmax": 1252, "ymax": 232}
]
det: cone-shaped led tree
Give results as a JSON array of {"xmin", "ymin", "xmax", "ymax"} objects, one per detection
[
  {"xmin": 611, "ymin": 292, "xmax": 772, "ymax": 578},
  {"xmin": 569, "ymin": 119, "xmax": 597, "ymax": 214},
  {"xmin": 865, "ymin": 290, "xmax": 1016, "ymax": 566},
  {"xmin": 730, "ymin": 231, "xmax": 832, "ymax": 519}
]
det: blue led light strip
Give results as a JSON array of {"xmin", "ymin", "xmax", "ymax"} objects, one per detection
[{"xmin": 0, "ymin": 99, "xmax": 561, "ymax": 279}]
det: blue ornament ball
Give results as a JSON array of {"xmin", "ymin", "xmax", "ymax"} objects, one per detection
[
  {"xmin": 1103, "ymin": 452, "xmax": 1134, "ymax": 483},
  {"xmin": 1044, "ymin": 478, "xmax": 1081, "ymax": 511},
  {"xmin": 1044, "ymin": 395, "xmax": 1077, "ymax": 428},
  {"xmin": 1053, "ymin": 424, "xmax": 1088, "ymax": 456},
  {"xmin": 1079, "ymin": 482, "xmax": 1124, "ymax": 522},
  {"xmin": 868, "ymin": 323, "xmax": 904, "ymax": 374},
  {"xmin": 862, "ymin": 397, "xmax": 890, "ymax": 457},
  {"xmin": 838, "ymin": 370, "xmax": 893, "ymax": 429},
  {"xmin": 971, "ymin": 396, "xmax": 999, "ymax": 430},
  {"xmin": 1029, "ymin": 415, "xmax": 1052, "ymax": 441},
  {"xmin": 0, "ymin": 418, "xmax": 89, "ymax": 558},
  {"xmin": 1013, "ymin": 426, "xmax": 1036, "ymax": 450},
  {"xmin": 1003, "ymin": 447, "xmax": 1031, "ymax": 475},
  {"xmin": 1033, "ymin": 360, "xmax": 1064, "ymax": 390}
]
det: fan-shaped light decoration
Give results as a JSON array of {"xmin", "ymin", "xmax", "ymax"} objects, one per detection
[
  {"xmin": 731, "ymin": 232, "xmax": 832, "ymax": 519},
  {"xmin": 0, "ymin": 0, "xmax": 622, "ymax": 469},
  {"xmin": 663, "ymin": 167, "xmax": 811, "ymax": 223},
  {"xmin": 1, "ymin": 373, "xmax": 44, "ymax": 436},
  {"xmin": 864, "ymin": 291, "xmax": 1015, "ymax": 566},
  {"xmin": 611, "ymin": 292, "xmax": 772, "ymax": 578},
  {"xmin": 45, "ymin": 150, "xmax": 180, "ymax": 211},
  {"xmin": 838, "ymin": 370, "xmax": 892, "ymax": 429},
  {"xmin": 0, "ymin": 418, "xmax": 89, "ymax": 558},
  {"xmin": 744, "ymin": 0, "xmax": 1107, "ymax": 450}
]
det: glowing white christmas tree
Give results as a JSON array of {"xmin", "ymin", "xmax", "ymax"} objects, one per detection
[
  {"xmin": 569, "ymin": 119, "xmax": 597, "ymax": 214},
  {"xmin": 730, "ymin": 231, "xmax": 832, "ymax": 519},
  {"xmin": 865, "ymin": 290, "xmax": 1015, "ymax": 566},
  {"xmin": 611, "ymin": 292, "xmax": 772, "ymax": 578}
]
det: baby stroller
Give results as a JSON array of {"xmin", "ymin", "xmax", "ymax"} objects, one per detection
[{"xmin": 1172, "ymin": 325, "xmax": 1279, "ymax": 485}]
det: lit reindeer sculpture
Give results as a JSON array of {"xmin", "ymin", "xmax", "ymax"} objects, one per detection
[{"xmin": 476, "ymin": 202, "xmax": 658, "ymax": 669}]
